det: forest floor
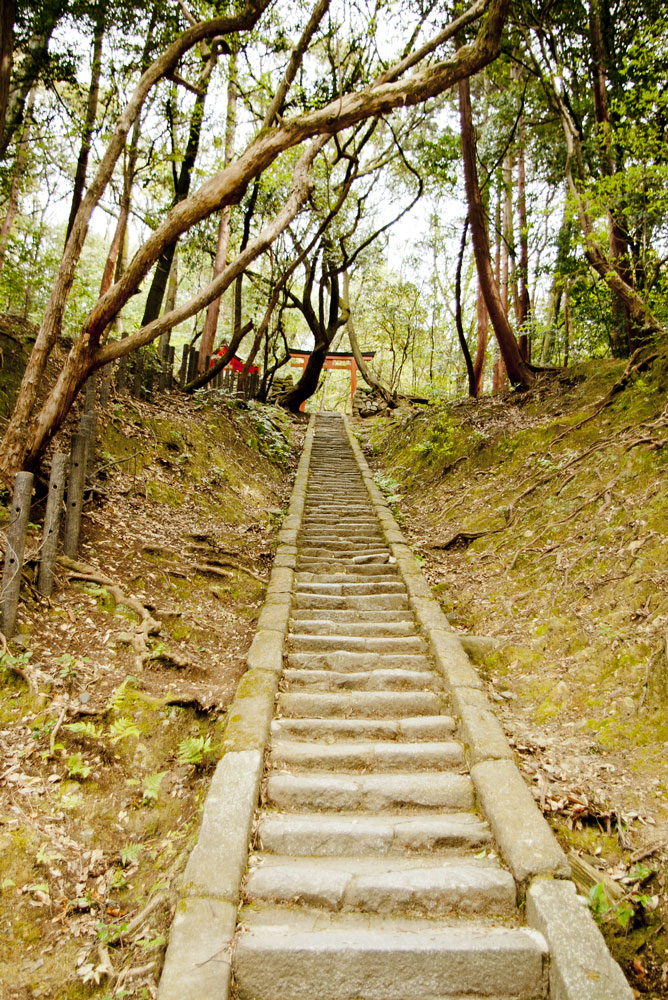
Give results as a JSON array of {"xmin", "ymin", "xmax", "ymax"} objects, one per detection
[
  {"xmin": 0, "ymin": 333, "xmax": 302, "ymax": 999},
  {"xmin": 362, "ymin": 343, "xmax": 668, "ymax": 998}
]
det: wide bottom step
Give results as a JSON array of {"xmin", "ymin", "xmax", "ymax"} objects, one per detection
[{"xmin": 234, "ymin": 908, "xmax": 548, "ymax": 1000}]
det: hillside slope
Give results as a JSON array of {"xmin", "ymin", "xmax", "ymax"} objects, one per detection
[
  {"xmin": 363, "ymin": 347, "xmax": 668, "ymax": 996},
  {"xmin": 0, "ymin": 375, "xmax": 301, "ymax": 999}
]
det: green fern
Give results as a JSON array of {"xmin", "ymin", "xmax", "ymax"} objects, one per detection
[
  {"xmin": 109, "ymin": 717, "xmax": 140, "ymax": 743},
  {"xmin": 65, "ymin": 721, "xmax": 102, "ymax": 740},
  {"xmin": 142, "ymin": 771, "xmax": 167, "ymax": 804},
  {"xmin": 176, "ymin": 735, "xmax": 213, "ymax": 766}
]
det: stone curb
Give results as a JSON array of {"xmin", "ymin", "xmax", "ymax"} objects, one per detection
[
  {"xmin": 343, "ymin": 417, "xmax": 569, "ymax": 882},
  {"xmin": 526, "ymin": 878, "xmax": 634, "ymax": 999},
  {"xmin": 157, "ymin": 417, "xmax": 316, "ymax": 1000},
  {"xmin": 343, "ymin": 416, "xmax": 631, "ymax": 993}
]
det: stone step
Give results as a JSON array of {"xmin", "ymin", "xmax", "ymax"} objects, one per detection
[
  {"xmin": 265, "ymin": 771, "xmax": 473, "ymax": 812},
  {"xmin": 296, "ymin": 573, "xmax": 400, "ymax": 585},
  {"xmin": 287, "ymin": 651, "xmax": 433, "ymax": 671},
  {"xmin": 288, "ymin": 635, "xmax": 427, "ymax": 655},
  {"xmin": 290, "ymin": 609, "xmax": 414, "ymax": 622},
  {"xmin": 300, "ymin": 544, "xmax": 390, "ymax": 560},
  {"xmin": 278, "ymin": 690, "xmax": 443, "ymax": 718},
  {"xmin": 301, "ymin": 527, "xmax": 384, "ymax": 536},
  {"xmin": 294, "ymin": 582, "xmax": 406, "ymax": 596},
  {"xmin": 256, "ymin": 810, "xmax": 491, "ymax": 855},
  {"xmin": 245, "ymin": 854, "xmax": 516, "ymax": 916},
  {"xmin": 271, "ymin": 715, "xmax": 456, "ymax": 742},
  {"xmin": 270, "ymin": 739, "xmax": 464, "ymax": 771},
  {"xmin": 293, "ymin": 593, "xmax": 410, "ymax": 611},
  {"xmin": 288, "ymin": 619, "xmax": 416, "ymax": 637},
  {"xmin": 301, "ymin": 513, "xmax": 378, "ymax": 534},
  {"xmin": 282, "ymin": 668, "xmax": 438, "ymax": 692},
  {"xmin": 296, "ymin": 560, "xmax": 394, "ymax": 574},
  {"xmin": 295, "ymin": 574, "xmax": 406, "ymax": 597},
  {"xmin": 234, "ymin": 908, "xmax": 548, "ymax": 1000}
]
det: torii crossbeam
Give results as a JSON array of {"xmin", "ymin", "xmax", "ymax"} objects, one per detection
[{"xmin": 288, "ymin": 349, "xmax": 375, "ymax": 412}]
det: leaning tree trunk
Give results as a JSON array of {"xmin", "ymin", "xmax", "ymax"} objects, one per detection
[
  {"xmin": 342, "ymin": 272, "xmax": 396, "ymax": 405},
  {"xmin": 280, "ymin": 268, "xmax": 343, "ymax": 413},
  {"xmin": 458, "ymin": 76, "xmax": 533, "ymax": 389}
]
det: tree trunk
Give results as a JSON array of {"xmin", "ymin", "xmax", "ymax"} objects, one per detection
[
  {"xmin": 563, "ymin": 283, "xmax": 571, "ymax": 367},
  {"xmin": 199, "ymin": 52, "xmax": 237, "ymax": 370},
  {"xmin": 455, "ymin": 218, "xmax": 476, "ymax": 397},
  {"xmin": 516, "ymin": 116, "xmax": 530, "ymax": 360},
  {"xmin": 589, "ymin": 0, "xmax": 632, "ymax": 355},
  {"xmin": 229, "ymin": 179, "xmax": 260, "ymax": 342},
  {"xmin": 142, "ymin": 76, "xmax": 210, "ymax": 327},
  {"xmin": 0, "ymin": 1, "xmax": 64, "ymax": 159},
  {"xmin": 280, "ymin": 268, "xmax": 343, "ymax": 413},
  {"xmin": 65, "ymin": 3, "xmax": 105, "ymax": 243},
  {"xmin": 473, "ymin": 277, "xmax": 488, "ymax": 394},
  {"xmin": 342, "ymin": 272, "xmax": 396, "ymax": 405},
  {"xmin": 99, "ymin": 6, "xmax": 157, "ymax": 299},
  {"xmin": 0, "ymin": 0, "xmax": 14, "ymax": 145},
  {"xmin": 0, "ymin": 87, "xmax": 33, "ymax": 277},
  {"xmin": 458, "ymin": 75, "xmax": 533, "ymax": 389}
]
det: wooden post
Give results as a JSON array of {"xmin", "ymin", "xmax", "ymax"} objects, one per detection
[
  {"xmin": 116, "ymin": 355, "xmax": 127, "ymax": 393},
  {"xmin": 84, "ymin": 374, "xmax": 96, "ymax": 412},
  {"xmin": 38, "ymin": 453, "xmax": 67, "ymax": 598},
  {"xmin": 350, "ymin": 357, "xmax": 358, "ymax": 413},
  {"xmin": 133, "ymin": 351, "xmax": 144, "ymax": 398},
  {"xmin": 63, "ymin": 434, "xmax": 87, "ymax": 558},
  {"xmin": 179, "ymin": 345, "xmax": 189, "ymax": 387},
  {"xmin": 1, "ymin": 472, "xmax": 34, "ymax": 638},
  {"xmin": 186, "ymin": 348, "xmax": 199, "ymax": 384},
  {"xmin": 99, "ymin": 364, "xmax": 112, "ymax": 408},
  {"xmin": 79, "ymin": 412, "xmax": 97, "ymax": 482},
  {"xmin": 168, "ymin": 346, "xmax": 175, "ymax": 388}
]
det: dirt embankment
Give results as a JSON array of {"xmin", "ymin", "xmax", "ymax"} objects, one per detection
[
  {"xmin": 363, "ymin": 348, "xmax": 668, "ymax": 998},
  {"xmin": 0, "ymin": 369, "xmax": 302, "ymax": 999}
]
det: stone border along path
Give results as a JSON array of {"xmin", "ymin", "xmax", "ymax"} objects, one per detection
[{"xmin": 159, "ymin": 412, "xmax": 632, "ymax": 1000}]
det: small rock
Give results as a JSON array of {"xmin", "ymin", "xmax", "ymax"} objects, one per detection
[
  {"xmin": 554, "ymin": 680, "xmax": 569, "ymax": 703},
  {"xmin": 620, "ymin": 696, "xmax": 635, "ymax": 716}
]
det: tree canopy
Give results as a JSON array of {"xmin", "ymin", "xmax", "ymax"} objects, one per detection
[{"xmin": 0, "ymin": 0, "xmax": 667, "ymax": 480}]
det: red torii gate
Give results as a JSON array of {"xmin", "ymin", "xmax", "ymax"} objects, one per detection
[{"xmin": 288, "ymin": 349, "xmax": 375, "ymax": 412}]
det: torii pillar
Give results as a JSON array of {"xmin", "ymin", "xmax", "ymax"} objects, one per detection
[{"xmin": 288, "ymin": 350, "xmax": 375, "ymax": 412}]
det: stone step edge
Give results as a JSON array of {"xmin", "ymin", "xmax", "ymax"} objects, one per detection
[
  {"xmin": 342, "ymin": 415, "xmax": 632, "ymax": 1000},
  {"xmin": 157, "ymin": 415, "xmax": 317, "ymax": 1000}
]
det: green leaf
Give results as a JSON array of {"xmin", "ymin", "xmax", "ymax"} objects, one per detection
[
  {"xmin": 109, "ymin": 717, "xmax": 140, "ymax": 744},
  {"xmin": 142, "ymin": 771, "xmax": 167, "ymax": 804}
]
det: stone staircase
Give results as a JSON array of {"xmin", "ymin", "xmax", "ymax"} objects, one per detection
[
  {"xmin": 233, "ymin": 414, "xmax": 547, "ymax": 1000},
  {"xmin": 158, "ymin": 411, "xmax": 633, "ymax": 1000}
]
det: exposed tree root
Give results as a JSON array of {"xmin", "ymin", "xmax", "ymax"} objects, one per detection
[
  {"xmin": 0, "ymin": 629, "xmax": 38, "ymax": 692},
  {"xmin": 59, "ymin": 556, "xmax": 161, "ymax": 671},
  {"xmin": 548, "ymin": 347, "xmax": 660, "ymax": 451},
  {"xmin": 194, "ymin": 559, "xmax": 267, "ymax": 584}
]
